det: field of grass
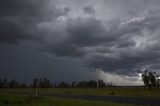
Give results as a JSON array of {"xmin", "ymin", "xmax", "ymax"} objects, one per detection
[
  {"xmin": 1, "ymin": 87, "xmax": 159, "ymax": 106},
  {"xmin": 37, "ymin": 87, "xmax": 160, "ymax": 97},
  {"xmin": 0, "ymin": 93, "xmax": 145, "ymax": 106},
  {"xmin": 1, "ymin": 87, "xmax": 159, "ymax": 97}
]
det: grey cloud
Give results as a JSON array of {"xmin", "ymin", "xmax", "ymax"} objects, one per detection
[
  {"xmin": 85, "ymin": 11, "xmax": 160, "ymax": 75},
  {"xmin": 87, "ymin": 49, "xmax": 160, "ymax": 75},
  {"xmin": 0, "ymin": 0, "xmax": 68, "ymax": 43},
  {"xmin": 56, "ymin": 10, "xmax": 160, "ymax": 75},
  {"xmin": 1, "ymin": 0, "xmax": 160, "ymax": 77},
  {"xmin": 0, "ymin": 42, "xmax": 97, "ymax": 83},
  {"xmin": 43, "ymin": 17, "xmax": 115, "ymax": 57},
  {"xmin": 83, "ymin": 6, "xmax": 95, "ymax": 15}
]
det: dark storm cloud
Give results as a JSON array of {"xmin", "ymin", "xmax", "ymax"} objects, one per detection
[
  {"xmin": 42, "ymin": 17, "xmax": 124, "ymax": 58},
  {"xmin": 0, "ymin": 0, "xmax": 68, "ymax": 43},
  {"xmin": 83, "ymin": 6, "xmax": 95, "ymax": 15},
  {"xmin": 1, "ymin": 0, "xmax": 160, "ymax": 76},
  {"xmin": 0, "ymin": 42, "xmax": 97, "ymax": 83},
  {"xmin": 50, "ymin": 9, "xmax": 160, "ymax": 75},
  {"xmin": 85, "ymin": 10, "xmax": 160, "ymax": 75},
  {"xmin": 42, "ymin": 10, "xmax": 160, "ymax": 75}
]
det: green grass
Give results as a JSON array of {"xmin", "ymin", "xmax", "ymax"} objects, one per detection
[
  {"xmin": 0, "ymin": 93, "xmax": 143, "ymax": 106},
  {"xmin": 1, "ymin": 87, "xmax": 159, "ymax": 97},
  {"xmin": 0, "ymin": 87, "xmax": 159, "ymax": 106}
]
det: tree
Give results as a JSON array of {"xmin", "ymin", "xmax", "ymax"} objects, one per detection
[
  {"xmin": 77, "ymin": 81, "xmax": 88, "ymax": 88},
  {"xmin": 142, "ymin": 70, "xmax": 158, "ymax": 90},
  {"xmin": 156, "ymin": 75, "xmax": 160, "ymax": 88},
  {"xmin": 98, "ymin": 80, "xmax": 106, "ymax": 87},
  {"xmin": 106, "ymin": 82, "xmax": 116, "ymax": 87},
  {"xmin": 38, "ymin": 78, "xmax": 43, "ymax": 88},
  {"xmin": 20, "ymin": 83, "xmax": 27, "ymax": 88},
  {"xmin": 58, "ymin": 81, "xmax": 69, "ymax": 88},
  {"xmin": 0, "ymin": 78, "xmax": 2, "ymax": 88},
  {"xmin": 45, "ymin": 78, "xmax": 52, "ymax": 88},
  {"xmin": 71, "ymin": 81, "xmax": 76, "ymax": 88},
  {"xmin": 9, "ymin": 79, "xmax": 19, "ymax": 88},
  {"xmin": 149, "ymin": 72, "xmax": 156, "ymax": 86},
  {"xmin": 32, "ymin": 78, "xmax": 39, "ymax": 97},
  {"xmin": 2, "ymin": 79, "xmax": 8, "ymax": 88},
  {"xmin": 37, "ymin": 78, "xmax": 52, "ymax": 88},
  {"xmin": 32, "ymin": 78, "xmax": 38, "ymax": 88},
  {"xmin": 142, "ymin": 70, "xmax": 150, "ymax": 87},
  {"xmin": 88, "ymin": 80, "xmax": 97, "ymax": 88}
]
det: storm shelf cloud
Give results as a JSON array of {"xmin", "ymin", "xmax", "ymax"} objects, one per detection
[{"xmin": 0, "ymin": 0, "xmax": 160, "ymax": 85}]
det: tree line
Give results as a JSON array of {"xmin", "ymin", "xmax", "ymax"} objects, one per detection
[
  {"xmin": 0, "ymin": 78, "xmax": 115, "ymax": 88},
  {"xmin": 1, "ymin": 69, "xmax": 159, "ymax": 89},
  {"xmin": 0, "ymin": 79, "xmax": 27, "ymax": 88},
  {"xmin": 142, "ymin": 69, "xmax": 160, "ymax": 90}
]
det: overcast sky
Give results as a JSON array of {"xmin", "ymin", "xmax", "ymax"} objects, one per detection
[{"xmin": 0, "ymin": 0, "xmax": 160, "ymax": 85}]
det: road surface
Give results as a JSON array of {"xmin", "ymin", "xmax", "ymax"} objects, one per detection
[{"xmin": 35, "ymin": 93, "xmax": 160, "ymax": 106}]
